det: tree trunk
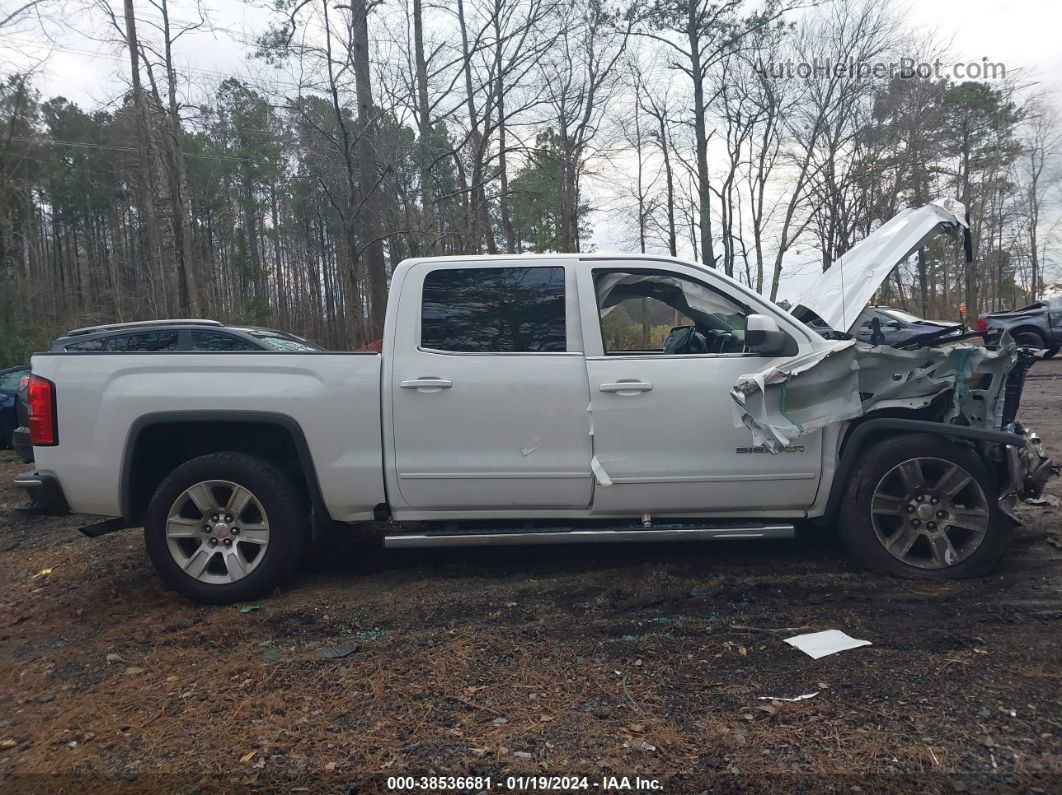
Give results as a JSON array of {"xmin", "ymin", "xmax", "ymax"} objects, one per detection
[
  {"xmin": 412, "ymin": 0, "xmax": 437, "ymax": 252},
  {"xmin": 122, "ymin": 0, "xmax": 164, "ymax": 315},
  {"xmin": 352, "ymin": 0, "xmax": 388, "ymax": 339},
  {"xmin": 688, "ymin": 11, "xmax": 715, "ymax": 268},
  {"xmin": 159, "ymin": 0, "xmax": 200, "ymax": 315}
]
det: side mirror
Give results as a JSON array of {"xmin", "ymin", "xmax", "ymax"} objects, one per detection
[
  {"xmin": 885, "ymin": 319, "xmax": 902, "ymax": 329},
  {"xmin": 745, "ymin": 314, "xmax": 792, "ymax": 356}
]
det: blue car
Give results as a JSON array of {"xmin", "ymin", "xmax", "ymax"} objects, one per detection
[{"xmin": 0, "ymin": 365, "xmax": 30, "ymax": 450}]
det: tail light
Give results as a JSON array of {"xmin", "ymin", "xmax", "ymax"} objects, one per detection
[
  {"xmin": 27, "ymin": 375, "xmax": 58, "ymax": 446},
  {"xmin": 976, "ymin": 315, "xmax": 987, "ymax": 333}
]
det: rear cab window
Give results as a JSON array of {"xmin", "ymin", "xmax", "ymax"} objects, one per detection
[{"xmin": 421, "ymin": 266, "xmax": 567, "ymax": 352}]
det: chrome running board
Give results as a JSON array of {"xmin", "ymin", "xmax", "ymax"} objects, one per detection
[{"xmin": 383, "ymin": 523, "xmax": 794, "ymax": 549}]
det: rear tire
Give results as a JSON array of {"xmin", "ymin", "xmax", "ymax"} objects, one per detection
[
  {"xmin": 838, "ymin": 434, "xmax": 1010, "ymax": 579},
  {"xmin": 144, "ymin": 453, "xmax": 307, "ymax": 604},
  {"xmin": 1013, "ymin": 329, "xmax": 1047, "ymax": 349}
]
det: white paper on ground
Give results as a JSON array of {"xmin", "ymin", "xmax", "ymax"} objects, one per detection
[
  {"xmin": 784, "ymin": 630, "xmax": 871, "ymax": 659},
  {"xmin": 758, "ymin": 692, "xmax": 819, "ymax": 702}
]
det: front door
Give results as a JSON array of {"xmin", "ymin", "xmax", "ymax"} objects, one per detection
[
  {"xmin": 390, "ymin": 261, "xmax": 594, "ymax": 511},
  {"xmin": 578, "ymin": 263, "xmax": 822, "ymax": 516}
]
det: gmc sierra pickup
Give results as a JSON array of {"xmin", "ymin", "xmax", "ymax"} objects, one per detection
[{"xmin": 15, "ymin": 200, "xmax": 1055, "ymax": 603}]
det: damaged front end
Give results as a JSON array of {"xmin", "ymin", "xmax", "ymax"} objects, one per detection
[
  {"xmin": 733, "ymin": 196, "xmax": 1056, "ymax": 518},
  {"xmin": 731, "ymin": 332, "xmax": 1057, "ymax": 519}
]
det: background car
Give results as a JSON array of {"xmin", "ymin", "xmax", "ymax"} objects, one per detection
[
  {"xmin": 50, "ymin": 319, "xmax": 324, "ymax": 353},
  {"xmin": 0, "ymin": 365, "xmax": 29, "ymax": 451},
  {"xmin": 855, "ymin": 306, "xmax": 962, "ymax": 346},
  {"xmin": 977, "ymin": 295, "xmax": 1061, "ymax": 358},
  {"xmin": 12, "ymin": 374, "xmax": 33, "ymax": 463},
  {"xmin": 12, "ymin": 320, "xmax": 323, "ymax": 464}
]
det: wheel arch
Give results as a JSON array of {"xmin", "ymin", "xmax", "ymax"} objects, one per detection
[
  {"xmin": 121, "ymin": 411, "xmax": 330, "ymax": 528},
  {"xmin": 1007, "ymin": 324, "xmax": 1047, "ymax": 344},
  {"xmin": 822, "ymin": 418, "xmax": 1023, "ymax": 524}
]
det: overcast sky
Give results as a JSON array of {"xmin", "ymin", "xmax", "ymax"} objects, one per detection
[{"xmin": 5, "ymin": 0, "xmax": 1059, "ymax": 304}]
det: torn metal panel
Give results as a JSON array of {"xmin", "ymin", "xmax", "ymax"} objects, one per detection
[
  {"xmin": 792, "ymin": 198, "xmax": 968, "ymax": 334},
  {"xmin": 731, "ymin": 341, "xmax": 861, "ymax": 450},
  {"xmin": 732, "ymin": 339, "xmax": 1018, "ymax": 452}
]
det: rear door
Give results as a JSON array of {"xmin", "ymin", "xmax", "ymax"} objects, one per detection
[
  {"xmin": 389, "ymin": 261, "xmax": 594, "ymax": 511},
  {"xmin": 577, "ymin": 261, "xmax": 822, "ymax": 516}
]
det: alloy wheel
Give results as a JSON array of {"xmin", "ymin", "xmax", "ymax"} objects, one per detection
[
  {"xmin": 869, "ymin": 457, "xmax": 990, "ymax": 569},
  {"xmin": 165, "ymin": 480, "xmax": 270, "ymax": 584}
]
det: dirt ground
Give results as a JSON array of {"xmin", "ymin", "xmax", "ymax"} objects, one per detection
[{"xmin": 1, "ymin": 362, "xmax": 1061, "ymax": 794}]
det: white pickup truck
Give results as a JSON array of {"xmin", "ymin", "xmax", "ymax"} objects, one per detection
[{"xmin": 16, "ymin": 200, "xmax": 1055, "ymax": 603}]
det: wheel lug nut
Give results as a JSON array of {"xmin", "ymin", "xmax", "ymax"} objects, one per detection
[
  {"xmin": 209, "ymin": 538, "xmax": 218, "ymax": 546},
  {"xmin": 232, "ymin": 527, "xmax": 240, "ymax": 535},
  {"xmin": 927, "ymin": 521, "xmax": 936, "ymax": 530},
  {"xmin": 930, "ymin": 497, "xmax": 939, "ymax": 505},
  {"xmin": 906, "ymin": 505, "xmax": 915, "ymax": 513},
  {"xmin": 912, "ymin": 519, "xmax": 921, "ymax": 527},
  {"xmin": 937, "ymin": 510, "xmax": 946, "ymax": 519},
  {"xmin": 224, "ymin": 538, "xmax": 232, "ymax": 546}
]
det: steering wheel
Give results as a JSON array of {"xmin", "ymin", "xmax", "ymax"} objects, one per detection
[{"xmin": 663, "ymin": 325, "xmax": 707, "ymax": 354}]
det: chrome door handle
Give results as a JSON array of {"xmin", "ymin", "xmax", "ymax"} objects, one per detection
[
  {"xmin": 599, "ymin": 381, "xmax": 653, "ymax": 394},
  {"xmin": 400, "ymin": 378, "xmax": 453, "ymax": 391}
]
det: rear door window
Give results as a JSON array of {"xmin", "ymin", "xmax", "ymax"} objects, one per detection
[
  {"xmin": 190, "ymin": 331, "xmax": 262, "ymax": 351},
  {"xmin": 100, "ymin": 331, "xmax": 179, "ymax": 352},
  {"xmin": 421, "ymin": 266, "xmax": 566, "ymax": 352}
]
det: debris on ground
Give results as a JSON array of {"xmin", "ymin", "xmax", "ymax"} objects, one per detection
[
  {"xmin": 1024, "ymin": 494, "xmax": 1060, "ymax": 507},
  {"xmin": 239, "ymin": 603, "xmax": 263, "ymax": 614},
  {"xmin": 319, "ymin": 641, "xmax": 359, "ymax": 659},
  {"xmin": 783, "ymin": 629, "xmax": 872, "ymax": 659},
  {"xmin": 757, "ymin": 692, "xmax": 819, "ymax": 702}
]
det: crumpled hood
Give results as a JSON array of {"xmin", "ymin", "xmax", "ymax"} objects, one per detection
[{"xmin": 792, "ymin": 198, "xmax": 969, "ymax": 334}]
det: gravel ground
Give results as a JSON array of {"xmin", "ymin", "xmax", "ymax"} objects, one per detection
[{"xmin": 0, "ymin": 360, "xmax": 1060, "ymax": 793}]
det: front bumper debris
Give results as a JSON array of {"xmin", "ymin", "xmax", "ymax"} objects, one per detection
[
  {"xmin": 1000, "ymin": 431, "xmax": 1057, "ymax": 521},
  {"xmin": 1010, "ymin": 433, "xmax": 1056, "ymax": 497}
]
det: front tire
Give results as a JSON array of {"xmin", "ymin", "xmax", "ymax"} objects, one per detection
[
  {"xmin": 838, "ymin": 434, "xmax": 1010, "ymax": 579},
  {"xmin": 144, "ymin": 453, "xmax": 307, "ymax": 603}
]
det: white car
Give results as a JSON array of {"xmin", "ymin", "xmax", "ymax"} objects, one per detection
[{"xmin": 15, "ymin": 200, "xmax": 1055, "ymax": 603}]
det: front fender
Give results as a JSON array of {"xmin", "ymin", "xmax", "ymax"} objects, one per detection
[{"xmin": 822, "ymin": 418, "xmax": 1029, "ymax": 524}]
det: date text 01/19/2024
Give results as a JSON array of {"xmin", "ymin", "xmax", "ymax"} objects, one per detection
[{"xmin": 385, "ymin": 776, "xmax": 664, "ymax": 791}]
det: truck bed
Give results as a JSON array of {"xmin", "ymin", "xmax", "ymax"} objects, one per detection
[{"xmin": 28, "ymin": 352, "xmax": 385, "ymax": 521}]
